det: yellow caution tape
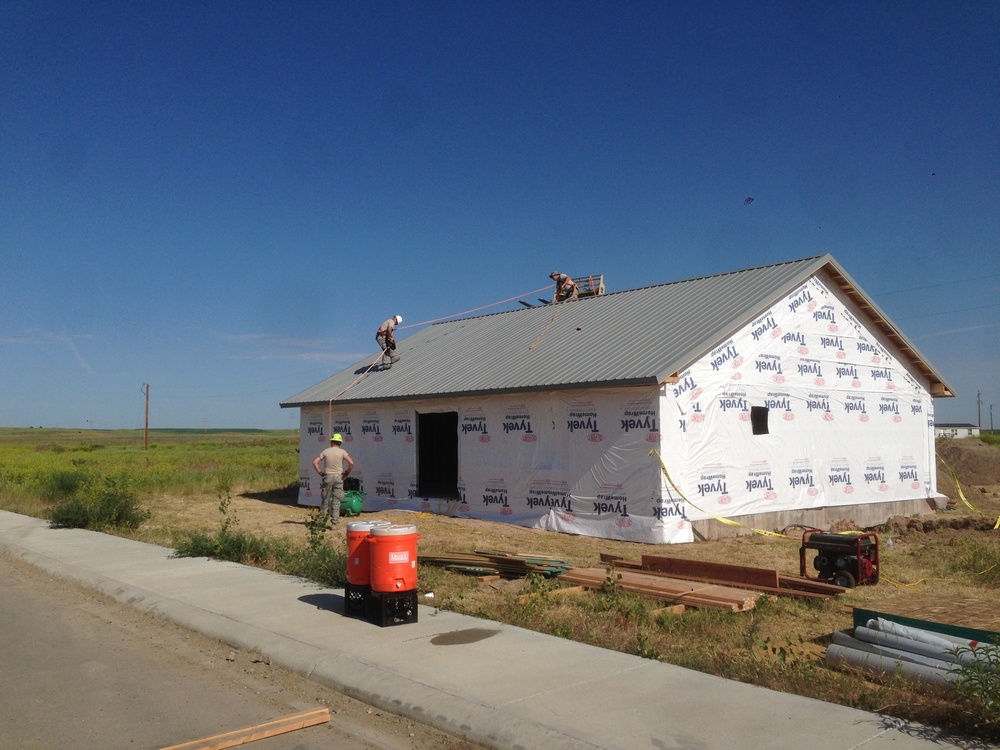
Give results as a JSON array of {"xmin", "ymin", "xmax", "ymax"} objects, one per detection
[{"xmin": 937, "ymin": 455, "xmax": 1000, "ymax": 530}]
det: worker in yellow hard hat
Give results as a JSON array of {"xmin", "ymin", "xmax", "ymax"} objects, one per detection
[{"xmin": 311, "ymin": 433, "xmax": 354, "ymax": 524}]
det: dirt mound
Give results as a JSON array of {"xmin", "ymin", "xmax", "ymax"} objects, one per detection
[
  {"xmin": 936, "ymin": 437, "xmax": 1000, "ymax": 488},
  {"xmin": 879, "ymin": 514, "xmax": 999, "ymax": 536}
]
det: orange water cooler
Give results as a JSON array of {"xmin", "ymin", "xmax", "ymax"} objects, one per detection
[
  {"xmin": 367, "ymin": 524, "xmax": 421, "ymax": 626},
  {"xmin": 343, "ymin": 520, "xmax": 390, "ymax": 618}
]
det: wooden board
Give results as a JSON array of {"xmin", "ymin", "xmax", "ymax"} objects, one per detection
[
  {"xmin": 640, "ymin": 555, "xmax": 780, "ymax": 588},
  {"xmin": 777, "ymin": 574, "xmax": 846, "ymax": 595},
  {"xmin": 419, "ymin": 551, "xmax": 570, "ymax": 578},
  {"xmin": 558, "ymin": 567, "xmax": 763, "ymax": 611},
  {"xmin": 160, "ymin": 708, "xmax": 329, "ymax": 750},
  {"xmin": 602, "ymin": 554, "xmax": 840, "ymax": 600}
]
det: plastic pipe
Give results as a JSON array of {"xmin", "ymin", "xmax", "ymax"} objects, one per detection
[
  {"xmin": 826, "ymin": 644, "xmax": 958, "ymax": 688},
  {"xmin": 831, "ymin": 631, "xmax": 955, "ymax": 671}
]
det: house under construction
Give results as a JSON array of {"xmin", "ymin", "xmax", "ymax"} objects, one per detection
[{"xmin": 280, "ymin": 255, "xmax": 953, "ymax": 544}]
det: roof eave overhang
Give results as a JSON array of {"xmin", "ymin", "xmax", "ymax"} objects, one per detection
[
  {"xmin": 280, "ymin": 377, "xmax": 664, "ymax": 408},
  {"xmin": 817, "ymin": 258, "xmax": 955, "ymax": 398}
]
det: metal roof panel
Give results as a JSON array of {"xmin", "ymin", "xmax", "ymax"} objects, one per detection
[{"xmin": 282, "ymin": 255, "xmax": 953, "ymax": 406}]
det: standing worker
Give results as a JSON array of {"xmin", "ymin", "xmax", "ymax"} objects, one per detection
[
  {"xmin": 311, "ymin": 433, "xmax": 354, "ymax": 524},
  {"xmin": 550, "ymin": 271, "xmax": 578, "ymax": 302},
  {"xmin": 376, "ymin": 315, "xmax": 403, "ymax": 370}
]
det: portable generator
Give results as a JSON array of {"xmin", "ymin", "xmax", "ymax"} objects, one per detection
[{"xmin": 799, "ymin": 528, "xmax": 879, "ymax": 588}]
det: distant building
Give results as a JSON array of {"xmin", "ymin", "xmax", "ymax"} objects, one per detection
[
  {"xmin": 282, "ymin": 254, "xmax": 954, "ymax": 543},
  {"xmin": 934, "ymin": 423, "xmax": 980, "ymax": 439}
]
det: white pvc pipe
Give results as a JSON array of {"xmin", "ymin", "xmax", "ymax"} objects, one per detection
[
  {"xmin": 853, "ymin": 626, "xmax": 969, "ymax": 666},
  {"xmin": 826, "ymin": 644, "xmax": 958, "ymax": 688},
  {"xmin": 867, "ymin": 618, "xmax": 977, "ymax": 649},
  {"xmin": 831, "ymin": 631, "xmax": 956, "ymax": 672}
]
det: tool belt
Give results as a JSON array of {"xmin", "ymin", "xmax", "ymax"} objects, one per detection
[{"xmin": 376, "ymin": 330, "xmax": 396, "ymax": 350}]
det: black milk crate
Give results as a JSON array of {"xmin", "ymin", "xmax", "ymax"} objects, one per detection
[
  {"xmin": 344, "ymin": 582, "xmax": 370, "ymax": 618},
  {"xmin": 368, "ymin": 588, "xmax": 418, "ymax": 627}
]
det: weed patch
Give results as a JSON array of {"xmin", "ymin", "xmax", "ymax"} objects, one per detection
[
  {"xmin": 950, "ymin": 640, "xmax": 1000, "ymax": 734},
  {"xmin": 49, "ymin": 472, "xmax": 149, "ymax": 531},
  {"xmin": 173, "ymin": 492, "xmax": 346, "ymax": 588},
  {"xmin": 948, "ymin": 538, "xmax": 1000, "ymax": 585}
]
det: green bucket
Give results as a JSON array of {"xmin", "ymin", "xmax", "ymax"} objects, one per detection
[{"xmin": 340, "ymin": 490, "xmax": 364, "ymax": 517}]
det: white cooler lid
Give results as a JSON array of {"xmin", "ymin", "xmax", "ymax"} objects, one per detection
[{"xmin": 370, "ymin": 524, "xmax": 418, "ymax": 536}]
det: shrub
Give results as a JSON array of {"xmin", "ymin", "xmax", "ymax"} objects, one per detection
[
  {"xmin": 173, "ymin": 497, "xmax": 346, "ymax": 587},
  {"xmin": 39, "ymin": 470, "xmax": 88, "ymax": 501},
  {"xmin": 950, "ymin": 640, "xmax": 1000, "ymax": 735},
  {"xmin": 49, "ymin": 472, "xmax": 149, "ymax": 531},
  {"xmin": 949, "ymin": 538, "xmax": 1000, "ymax": 585}
]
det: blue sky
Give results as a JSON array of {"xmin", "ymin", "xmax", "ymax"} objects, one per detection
[{"xmin": 2, "ymin": 2, "xmax": 997, "ymax": 430}]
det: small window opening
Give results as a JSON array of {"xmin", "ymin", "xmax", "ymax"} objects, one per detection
[{"xmin": 751, "ymin": 406, "xmax": 769, "ymax": 435}]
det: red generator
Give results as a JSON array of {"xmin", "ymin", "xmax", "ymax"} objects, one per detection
[{"xmin": 799, "ymin": 528, "xmax": 879, "ymax": 588}]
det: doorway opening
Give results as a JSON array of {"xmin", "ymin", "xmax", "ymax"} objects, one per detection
[{"xmin": 417, "ymin": 411, "xmax": 458, "ymax": 498}]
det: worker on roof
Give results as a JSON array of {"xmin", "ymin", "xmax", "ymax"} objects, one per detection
[
  {"xmin": 550, "ymin": 271, "xmax": 578, "ymax": 303},
  {"xmin": 376, "ymin": 315, "xmax": 403, "ymax": 370}
]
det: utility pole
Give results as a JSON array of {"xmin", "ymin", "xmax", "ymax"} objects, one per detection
[
  {"xmin": 977, "ymin": 390, "xmax": 982, "ymax": 431},
  {"xmin": 143, "ymin": 383, "xmax": 150, "ymax": 450}
]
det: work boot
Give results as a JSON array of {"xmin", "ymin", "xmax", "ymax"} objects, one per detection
[
  {"xmin": 390, "ymin": 355, "xmax": 400, "ymax": 363},
  {"xmin": 382, "ymin": 363, "xmax": 391, "ymax": 370}
]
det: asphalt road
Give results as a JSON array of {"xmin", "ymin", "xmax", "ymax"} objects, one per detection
[{"xmin": 0, "ymin": 553, "xmax": 484, "ymax": 750}]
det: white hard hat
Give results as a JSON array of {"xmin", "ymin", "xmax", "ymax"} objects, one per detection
[{"xmin": 394, "ymin": 315, "xmax": 403, "ymax": 324}]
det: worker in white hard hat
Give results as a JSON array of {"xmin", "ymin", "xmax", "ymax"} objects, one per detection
[{"xmin": 376, "ymin": 315, "xmax": 403, "ymax": 370}]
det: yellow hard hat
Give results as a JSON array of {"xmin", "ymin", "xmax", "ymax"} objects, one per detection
[{"xmin": 331, "ymin": 433, "xmax": 343, "ymax": 443}]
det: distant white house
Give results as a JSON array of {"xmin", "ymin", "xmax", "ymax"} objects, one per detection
[{"xmin": 934, "ymin": 423, "xmax": 980, "ymax": 439}]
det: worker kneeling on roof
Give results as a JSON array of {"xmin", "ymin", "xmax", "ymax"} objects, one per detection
[
  {"xmin": 376, "ymin": 315, "xmax": 403, "ymax": 370},
  {"xmin": 550, "ymin": 271, "xmax": 578, "ymax": 302}
]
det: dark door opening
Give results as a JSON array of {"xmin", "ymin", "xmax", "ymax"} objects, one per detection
[{"xmin": 417, "ymin": 411, "xmax": 459, "ymax": 498}]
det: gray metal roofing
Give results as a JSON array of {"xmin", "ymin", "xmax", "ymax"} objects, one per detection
[{"xmin": 281, "ymin": 254, "xmax": 953, "ymax": 407}]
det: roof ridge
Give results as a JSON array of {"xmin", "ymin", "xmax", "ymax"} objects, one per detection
[{"xmin": 599, "ymin": 254, "xmax": 828, "ymax": 297}]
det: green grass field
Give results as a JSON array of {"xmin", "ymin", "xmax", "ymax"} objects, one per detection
[{"xmin": 0, "ymin": 427, "xmax": 299, "ymax": 517}]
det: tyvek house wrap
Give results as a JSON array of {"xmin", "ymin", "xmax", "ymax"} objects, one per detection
[{"xmin": 294, "ymin": 273, "xmax": 938, "ymax": 545}]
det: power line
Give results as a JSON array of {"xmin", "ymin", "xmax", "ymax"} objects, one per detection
[
  {"xmin": 894, "ymin": 301, "xmax": 1000, "ymax": 321},
  {"xmin": 873, "ymin": 271, "xmax": 1000, "ymax": 296}
]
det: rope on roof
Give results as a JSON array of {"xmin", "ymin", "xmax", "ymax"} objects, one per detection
[
  {"xmin": 325, "ymin": 283, "xmax": 556, "ymax": 413},
  {"xmin": 528, "ymin": 297, "xmax": 570, "ymax": 349},
  {"xmin": 396, "ymin": 285, "xmax": 553, "ymax": 329}
]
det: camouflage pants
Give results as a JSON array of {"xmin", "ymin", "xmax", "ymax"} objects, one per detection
[{"xmin": 320, "ymin": 475, "xmax": 344, "ymax": 522}]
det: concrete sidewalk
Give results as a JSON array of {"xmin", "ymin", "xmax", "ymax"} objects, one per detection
[{"xmin": 0, "ymin": 510, "xmax": 981, "ymax": 750}]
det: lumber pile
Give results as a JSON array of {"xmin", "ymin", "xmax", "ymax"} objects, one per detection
[
  {"xmin": 418, "ymin": 550, "xmax": 570, "ymax": 578},
  {"xmin": 419, "ymin": 549, "xmax": 841, "ymax": 611},
  {"xmin": 601, "ymin": 554, "xmax": 845, "ymax": 600},
  {"xmin": 557, "ymin": 567, "xmax": 765, "ymax": 611}
]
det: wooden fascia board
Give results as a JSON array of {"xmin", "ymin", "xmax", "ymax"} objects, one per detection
[{"xmin": 819, "ymin": 260, "xmax": 954, "ymax": 398}]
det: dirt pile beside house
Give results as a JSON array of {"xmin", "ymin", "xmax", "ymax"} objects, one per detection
[{"xmin": 936, "ymin": 437, "xmax": 1000, "ymax": 488}]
